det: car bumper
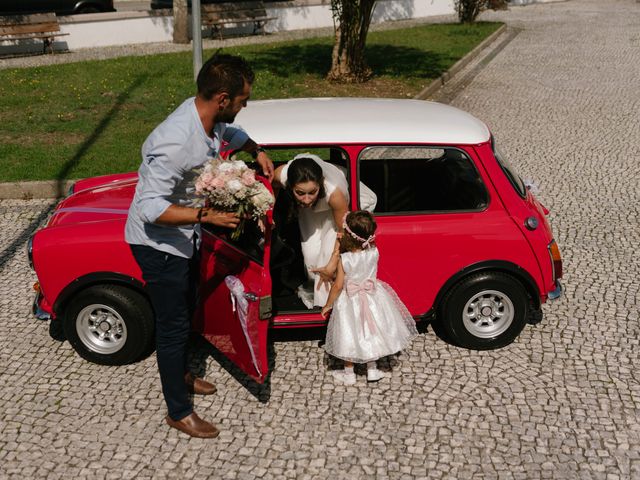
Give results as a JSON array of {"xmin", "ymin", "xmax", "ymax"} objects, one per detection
[
  {"xmin": 548, "ymin": 280, "xmax": 563, "ymax": 301},
  {"xmin": 32, "ymin": 291, "xmax": 52, "ymax": 321}
]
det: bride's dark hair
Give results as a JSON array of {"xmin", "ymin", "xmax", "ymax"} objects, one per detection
[{"xmin": 284, "ymin": 157, "xmax": 326, "ymax": 221}]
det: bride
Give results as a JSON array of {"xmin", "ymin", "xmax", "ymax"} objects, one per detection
[{"xmin": 272, "ymin": 153, "xmax": 376, "ymax": 308}]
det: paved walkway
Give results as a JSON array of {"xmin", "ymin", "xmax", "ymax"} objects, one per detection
[{"xmin": 1, "ymin": 1, "xmax": 640, "ymax": 478}]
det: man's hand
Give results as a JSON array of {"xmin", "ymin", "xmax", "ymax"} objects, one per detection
[
  {"xmin": 200, "ymin": 209, "xmax": 240, "ymax": 228},
  {"xmin": 256, "ymin": 151, "xmax": 275, "ymax": 181}
]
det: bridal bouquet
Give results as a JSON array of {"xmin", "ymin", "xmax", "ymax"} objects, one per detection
[{"xmin": 195, "ymin": 157, "xmax": 274, "ymax": 240}]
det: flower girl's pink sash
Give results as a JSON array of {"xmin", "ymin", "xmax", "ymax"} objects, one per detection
[{"xmin": 345, "ymin": 279, "xmax": 377, "ymax": 338}]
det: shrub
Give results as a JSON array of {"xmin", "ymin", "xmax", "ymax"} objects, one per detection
[{"xmin": 455, "ymin": 0, "xmax": 508, "ymax": 23}]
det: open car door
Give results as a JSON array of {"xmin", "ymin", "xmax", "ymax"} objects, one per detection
[{"xmin": 195, "ymin": 211, "xmax": 273, "ymax": 384}]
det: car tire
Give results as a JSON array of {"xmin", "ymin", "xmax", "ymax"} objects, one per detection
[
  {"xmin": 63, "ymin": 285, "xmax": 155, "ymax": 365},
  {"xmin": 76, "ymin": 5, "xmax": 102, "ymax": 14},
  {"xmin": 438, "ymin": 272, "xmax": 528, "ymax": 350}
]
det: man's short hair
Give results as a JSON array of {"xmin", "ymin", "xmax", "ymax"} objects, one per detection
[{"xmin": 197, "ymin": 54, "xmax": 255, "ymax": 101}]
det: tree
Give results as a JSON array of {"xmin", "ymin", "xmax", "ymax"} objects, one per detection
[
  {"xmin": 173, "ymin": 0, "xmax": 189, "ymax": 44},
  {"xmin": 327, "ymin": 0, "xmax": 377, "ymax": 83}
]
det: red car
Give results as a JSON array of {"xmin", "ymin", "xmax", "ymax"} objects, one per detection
[{"xmin": 29, "ymin": 98, "xmax": 563, "ymax": 384}]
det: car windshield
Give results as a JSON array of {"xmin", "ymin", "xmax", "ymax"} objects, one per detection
[{"xmin": 492, "ymin": 140, "xmax": 526, "ymax": 197}]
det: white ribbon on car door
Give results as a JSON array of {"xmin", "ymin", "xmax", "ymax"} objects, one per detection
[{"xmin": 224, "ymin": 275, "xmax": 262, "ymax": 378}]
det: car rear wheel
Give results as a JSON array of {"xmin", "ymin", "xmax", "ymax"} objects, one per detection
[
  {"xmin": 63, "ymin": 285, "xmax": 154, "ymax": 365},
  {"xmin": 438, "ymin": 272, "xmax": 528, "ymax": 350}
]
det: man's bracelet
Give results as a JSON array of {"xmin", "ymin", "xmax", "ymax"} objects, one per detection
[
  {"xmin": 251, "ymin": 147, "xmax": 266, "ymax": 160},
  {"xmin": 196, "ymin": 207, "xmax": 204, "ymax": 223}
]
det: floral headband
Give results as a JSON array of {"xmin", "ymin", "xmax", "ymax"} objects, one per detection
[{"xmin": 342, "ymin": 212, "xmax": 375, "ymax": 248}]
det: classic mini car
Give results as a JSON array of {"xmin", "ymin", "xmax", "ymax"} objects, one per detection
[{"xmin": 29, "ymin": 98, "xmax": 563, "ymax": 384}]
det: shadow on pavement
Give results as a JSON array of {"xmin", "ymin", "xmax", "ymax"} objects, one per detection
[{"xmin": 189, "ymin": 333, "xmax": 273, "ymax": 403}]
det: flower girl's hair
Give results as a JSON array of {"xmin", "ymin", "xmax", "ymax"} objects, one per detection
[{"xmin": 340, "ymin": 211, "xmax": 377, "ymax": 252}]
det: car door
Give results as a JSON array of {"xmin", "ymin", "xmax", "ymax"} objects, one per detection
[{"xmin": 194, "ymin": 212, "xmax": 273, "ymax": 384}]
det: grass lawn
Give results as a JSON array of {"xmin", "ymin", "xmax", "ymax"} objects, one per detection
[{"xmin": 0, "ymin": 22, "xmax": 501, "ymax": 182}]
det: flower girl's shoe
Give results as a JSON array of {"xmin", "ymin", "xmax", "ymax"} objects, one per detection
[
  {"xmin": 366, "ymin": 362, "xmax": 386, "ymax": 382},
  {"xmin": 332, "ymin": 369, "xmax": 356, "ymax": 385}
]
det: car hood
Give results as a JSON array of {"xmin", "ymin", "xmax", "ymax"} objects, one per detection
[{"xmin": 47, "ymin": 177, "xmax": 137, "ymax": 227}]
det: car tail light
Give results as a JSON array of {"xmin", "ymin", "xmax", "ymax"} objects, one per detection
[{"xmin": 548, "ymin": 240, "xmax": 563, "ymax": 282}]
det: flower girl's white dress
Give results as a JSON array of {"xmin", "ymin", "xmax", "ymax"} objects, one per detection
[{"xmin": 324, "ymin": 247, "xmax": 418, "ymax": 363}]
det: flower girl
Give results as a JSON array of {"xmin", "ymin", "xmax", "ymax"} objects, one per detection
[{"xmin": 321, "ymin": 211, "xmax": 418, "ymax": 385}]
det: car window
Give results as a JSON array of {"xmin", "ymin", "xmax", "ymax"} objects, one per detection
[
  {"xmin": 491, "ymin": 139, "xmax": 527, "ymax": 198},
  {"xmin": 231, "ymin": 146, "xmax": 347, "ymax": 171},
  {"xmin": 358, "ymin": 146, "xmax": 488, "ymax": 214}
]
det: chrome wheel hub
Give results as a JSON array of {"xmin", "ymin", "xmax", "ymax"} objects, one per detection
[
  {"xmin": 462, "ymin": 290, "xmax": 514, "ymax": 339},
  {"xmin": 76, "ymin": 304, "xmax": 127, "ymax": 354}
]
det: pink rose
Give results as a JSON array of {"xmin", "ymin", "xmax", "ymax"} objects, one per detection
[
  {"xmin": 201, "ymin": 172, "xmax": 213, "ymax": 185},
  {"xmin": 211, "ymin": 177, "xmax": 225, "ymax": 188}
]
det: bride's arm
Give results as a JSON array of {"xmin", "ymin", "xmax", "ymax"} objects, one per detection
[{"xmin": 312, "ymin": 189, "xmax": 349, "ymax": 290}]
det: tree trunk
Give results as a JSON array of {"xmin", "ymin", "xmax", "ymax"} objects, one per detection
[
  {"xmin": 455, "ymin": 0, "xmax": 485, "ymax": 23},
  {"xmin": 173, "ymin": 0, "xmax": 189, "ymax": 44},
  {"xmin": 327, "ymin": 0, "xmax": 376, "ymax": 83}
]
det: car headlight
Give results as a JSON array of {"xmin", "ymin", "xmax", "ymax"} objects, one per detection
[{"xmin": 27, "ymin": 235, "xmax": 34, "ymax": 269}]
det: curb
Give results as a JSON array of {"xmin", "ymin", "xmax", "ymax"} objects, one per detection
[
  {"xmin": 0, "ymin": 180, "xmax": 76, "ymax": 200},
  {"xmin": 414, "ymin": 23, "xmax": 507, "ymax": 100},
  {"xmin": 0, "ymin": 22, "xmax": 508, "ymax": 201}
]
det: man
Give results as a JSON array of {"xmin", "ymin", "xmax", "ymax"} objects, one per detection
[{"xmin": 125, "ymin": 54, "xmax": 273, "ymax": 438}]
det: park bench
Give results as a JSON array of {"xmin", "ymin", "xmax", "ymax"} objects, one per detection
[
  {"xmin": 0, "ymin": 13, "xmax": 69, "ymax": 54},
  {"xmin": 201, "ymin": 1, "xmax": 276, "ymax": 39}
]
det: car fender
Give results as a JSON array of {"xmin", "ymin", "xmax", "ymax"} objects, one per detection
[
  {"xmin": 53, "ymin": 271, "xmax": 147, "ymax": 316},
  {"xmin": 32, "ymin": 218, "xmax": 143, "ymax": 315},
  {"xmin": 433, "ymin": 260, "xmax": 541, "ymax": 313}
]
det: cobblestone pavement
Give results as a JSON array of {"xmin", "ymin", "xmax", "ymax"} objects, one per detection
[{"xmin": 1, "ymin": 0, "xmax": 640, "ymax": 478}]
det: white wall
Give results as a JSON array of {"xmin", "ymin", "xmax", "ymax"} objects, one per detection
[
  {"xmin": 60, "ymin": 12, "xmax": 174, "ymax": 49},
  {"xmin": 373, "ymin": 0, "xmax": 455, "ymax": 22}
]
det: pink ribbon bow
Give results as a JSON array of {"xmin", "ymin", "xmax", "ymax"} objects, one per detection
[{"xmin": 345, "ymin": 279, "xmax": 377, "ymax": 339}]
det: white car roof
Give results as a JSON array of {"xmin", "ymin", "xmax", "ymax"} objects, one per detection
[{"xmin": 234, "ymin": 97, "xmax": 491, "ymax": 146}]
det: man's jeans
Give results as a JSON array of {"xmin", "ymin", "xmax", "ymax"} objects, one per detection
[{"xmin": 130, "ymin": 244, "xmax": 195, "ymax": 421}]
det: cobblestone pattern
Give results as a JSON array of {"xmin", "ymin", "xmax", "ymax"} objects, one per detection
[{"xmin": 1, "ymin": 1, "xmax": 639, "ymax": 478}]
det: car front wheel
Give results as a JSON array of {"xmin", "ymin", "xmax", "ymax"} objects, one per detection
[
  {"xmin": 63, "ymin": 285, "xmax": 154, "ymax": 365},
  {"xmin": 439, "ymin": 272, "xmax": 528, "ymax": 350}
]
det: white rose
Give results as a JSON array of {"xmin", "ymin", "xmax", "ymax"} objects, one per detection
[
  {"xmin": 227, "ymin": 179, "xmax": 243, "ymax": 193},
  {"xmin": 232, "ymin": 160, "xmax": 246, "ymax": 171}
]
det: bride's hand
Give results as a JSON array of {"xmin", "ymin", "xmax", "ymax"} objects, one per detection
[{"xmin": 310, "ymin": 265, "xmax": 335, "ymax": 292}]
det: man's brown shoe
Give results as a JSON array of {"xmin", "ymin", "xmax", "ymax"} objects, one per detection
[
  {"xmin": 165, "ymin": 412, "xmax": 219, "ymax": 438},
  {"xmin": 185, "ymin": 372, "xmax": 217, "ymax": 395}
]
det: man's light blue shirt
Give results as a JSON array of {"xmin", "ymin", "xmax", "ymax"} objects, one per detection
[{"xmin": 125, "ymin": 97, "xmax": 249, "ymax": 258}]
